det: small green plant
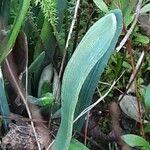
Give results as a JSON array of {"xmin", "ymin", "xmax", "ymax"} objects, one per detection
[
  {"xmin": 122, "ymin": 134, "xmax": 150, "ymax": 150},
  {"xmin": 52, "ymin": 9, "xmax": 123, "ymax": 150}
]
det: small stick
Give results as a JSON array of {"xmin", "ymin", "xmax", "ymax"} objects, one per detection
[
  {"xmin": 84, "ymin": 111, "xmax": 90, "ymax": 145},
  {"xmin": 59, "ymin": 0, "xmax": 81, "ymax": 79},
  {"xmin": 116, "ymin": 0, "xmax": 143, "ymax": 52},
  {"xmin": 5, "ymin": 58, "xmax": 42, "ymax": 150},
  {"xmin": 0, "ymin": 113, "xmax": 47, "ymax": 123},
  {"xmin": 74, "ymin": 71, "xmax": 125, "ymax": 123}
]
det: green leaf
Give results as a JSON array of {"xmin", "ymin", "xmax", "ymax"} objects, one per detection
[
  {"xmin": 28, "ymin": 93, "xmax": 54, "ymax": 107},
  {"xmin": 56, "ymin": 0, "xmax": 66, "ymax": 31},
  {"xmin": 144, "ymin": 123, "xmax": 150, "ymax": 133},
  {"xmin": 123, "ymin": 5, "xmax": 134, "ymax": 27},
  {"xmin": 121, "ymin": 134, "xmax": 150, "ymax": 150},
  {"xmin": 28, "ymin": 51, "xmax": 45, "ymax": 75},
  {"xmin": 33, "ymin": 19, "xmax": 55, "ymax": 60},
  {"xmin": 134, "ymin": 33, "xmax": 149, "ymax": 45},
  {"xmin": 52, "ymin": 9, "xmax": 123, "ymax": 150},
  {"xmin": 93, "ymin": 0, "xmax": 109, "ymax": 13},
  {"xmin": 144, "ymin": 84, "xmax": 150, "ymax": 111},
  {"xmin": 74, "ymin": 9, "xmax": 123, "ymax": 131},
  {"xmin": 140, "ymin": 3, "xmax": 150, "ymax": 14},
  {"xmin": 69, "ymin": 138, "xmax": 89, "ymax": 150}
]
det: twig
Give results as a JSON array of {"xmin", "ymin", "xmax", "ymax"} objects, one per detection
[
  {"xmin": 119, "ymin": 50, "xmax": 146, "ymax": 99},
  {"xmin": 72, "ymin": 4, "xmax": 81, "ymax": 52},
  {"xmin": 5, "ymin": 58, "xmax": 42, "ymax": 150},
  {"xmin": 127, "ymin": 51, "xmax": 145, "ymax": 93},
  {"xmin": 84, "ymin": 111, "xmax": 90, "ymax": 145},
  {"xmin": 0, "ymin": 113, "xmax": 47, "ymax": 123},
  {"xmin": 99, "ymin": 81, "xmax": 123, "ymax": 93},
  {"xmin": 85, "ymin": 8, "xmax": 96, "ymax": 33},
  {"xmin": 122, "ymin": 23, "xmax": 144, "ymax": 136},
  {"xmin": 76, "ymin": 130, "xmax": 105, "ymax": 150},
  {"xmin": 46, "ymin": 140, "xmax": 54, "ymax": 150},
  {"xmin": 74, "ymin": 71, "xmax": 125, "ymax": 123},
  {"xmin": 116, "ymin": 0, "xmax": 143, "ymax": 52},
  {"xmin": 59, "ymin": 0, "xmax": 81, "ymax": 78}
]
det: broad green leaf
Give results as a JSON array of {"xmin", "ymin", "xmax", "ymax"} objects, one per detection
[
  {"xmin": 52, "ymin": 9, "xmax": 123, "ymax": 150},
  {"xmin": 144, "ymin": 84, "xmax": 150, "ymax": 111},
  {"xmin": 93, "ymin": 0, "xmax": 109, "ymax": 13},
  {"xmin": 121, "ymin": 134, "xmax": 150, "ymax": 150},
  {"xmin": 69, "ymin": 138, "xmax": 89, "ymax": 150},
  {"xmin": 74, "ymin": 9, "xmax": 122, "ymax": 131},
  {"xmin": 140, "ymin": 3, "xmax": 150, "ymax": 14}
]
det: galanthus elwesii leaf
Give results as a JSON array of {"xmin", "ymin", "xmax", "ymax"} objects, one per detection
[{"xmin": 53, "ymin": 9, "xmax": 123, "ymax": 150}]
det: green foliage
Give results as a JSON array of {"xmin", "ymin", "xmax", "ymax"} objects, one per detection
[
  {"xmin": 144, "ymin": 123, "xmax": 150, "ymax": 133},
  {"xmin": 35, "ymin": 0, "xmax": 66, "ymax": 34},
  {"xmin": 29, "ymin": 92, "xmax": 54, "ymax": 107},
  {"xmin": 140, "ymin": 2, "xmax": 150, "ymax": 14},
  {"xmin": 93, "ymin": 0, "xmax": 109, "ymax": 13},
  {"xmin": 52, "ymin": 9, "xmax": 123, "ymax": 150},
  {"xmin": 122, "ymin": 134, "xmax": 150, "ymax": 150},
  {"xmin": 69, "ymin": 138, "xmax": 89, "ymax": 150},
  {"xmin": 38, "ymin": 64, "xmax": 53, "ymax": 97},
  {"xmin": 134, "ymin": 33, "xmax": 150, "ymax": 45},
  {"xmin": 10, "ymin": 0, "xmax": 20, "ymax": 19},
  {"xmin": 35, "ymin": 0, "xmax": 58, "ymax": 30}
]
